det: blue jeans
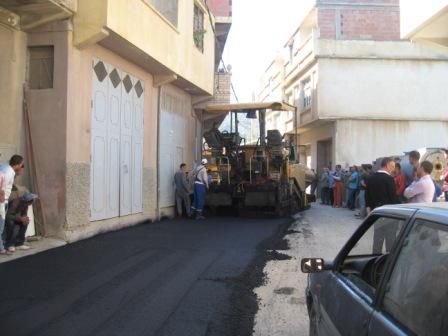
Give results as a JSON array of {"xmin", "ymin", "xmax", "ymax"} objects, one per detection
[
  {"xmin": 192, "ymin": 182, "xmax": 206, "ymax": 213},
  {"xmin": 347, "ymin": 189, "xmax": 358, "ymax": 210},
  {"xmin": 5, "ymin": 219, "xmax": 28, "ymax": 248},
  {"xmin": 357, "ymin": 190, "xmax": 367, "ymax": 218}
]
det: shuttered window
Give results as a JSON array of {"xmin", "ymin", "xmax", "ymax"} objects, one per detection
[{"xmin": 27, "ymin": 46, "xmax": 54, "ymax": 90}]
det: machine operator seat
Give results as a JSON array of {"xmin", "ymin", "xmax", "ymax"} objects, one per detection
[
  {"xmin": 267, "ymin": 130, "xmax": 283, "ymax": 147},
  {"xmin": 204, "ymin": 128, "xmax": 224, "ymax": 149}
]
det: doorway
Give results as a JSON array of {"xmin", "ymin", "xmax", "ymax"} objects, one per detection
[
  {"xmin": 90, "ymin": 59, "xmax": 144, "ymax": 221},
  {"xmin": 317, "ymin": 138, "xmax": 332, "ymax": 175}
]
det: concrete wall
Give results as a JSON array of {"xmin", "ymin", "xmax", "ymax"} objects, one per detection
[
  {"xmin": 334, "ymin": 120, "xmax": 448, "ymax": 167},
  {"xmin": 0, "ymin": 25, "xmax": 27, "ymax": 165},
  {"xmin": 298, "ymin": 122, "xmax": 335, "ymax": 170},
  {"xmin": 26, "ymin": 22, "xmax": 70, "ymax": 237},
  {"xmin": 64, "ymin": 40, "xmax": 159, "ymax": 241},
  {"xmin": 318, "ymin": 57, "xmax": 448, "ymax": 121},
  {"xmin": 74, "ymin": 0, "xmax": 215, "ymax": 94}
]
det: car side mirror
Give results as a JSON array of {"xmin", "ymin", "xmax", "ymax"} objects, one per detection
[{"xmin": 301, "ymin": 258, "xmax": 325, "ymax": 273}]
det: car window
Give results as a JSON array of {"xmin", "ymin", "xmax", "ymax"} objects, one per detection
[
  {"xmin": 349, "ymin": 217, "xmax": 405, "ymax": 256},
  {"xmin": 340, "ymin": 216, "xmax": 406, "ymax": 298},
  {"xmin": 382, "ymin": 219, "xmax": 448, "ymax": 336}
]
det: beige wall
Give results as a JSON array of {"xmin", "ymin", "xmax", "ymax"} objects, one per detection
[
  {"xmin": 0, "ymin": 25, "xmax": 27, "ymax": 164},
  {"xmin": 298, "ymin": 122, "xmax": 334, "ymax": 170},
  {"xmin": 74, "ymin": 0, "xmax": 215, "ymax": 94},
  {"xmin": 334, "ymin": 120, "xmax": 448, "ymax": 167},
  {"xmin": 26, "ymin": 23, "xmax": 70, "ymax": 237},
  {"xmin": 318, "ymin": 57, "xmax": 448, "ymax": 121}
]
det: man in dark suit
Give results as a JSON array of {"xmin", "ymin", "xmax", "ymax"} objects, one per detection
[{"xmin": 365, "ymin": 157, "xmax": 400, "ymax": 253}]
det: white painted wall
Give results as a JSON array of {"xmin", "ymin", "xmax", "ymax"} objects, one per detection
[
  {"xmin": 334, "ymin": 120, "xmax": 448, "ymax": 167},
  {"xmin": 318, "ymin": 57, "xmax": 448, "ymax": 121}
]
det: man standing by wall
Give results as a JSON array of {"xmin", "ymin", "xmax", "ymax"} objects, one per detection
[
  {"xmin": 403, "ymin": 161, "xmax": 435, "ymax": 203},
  {"xmin": 333, "ymin": 165, "xmax": 343, "ymax": 208},
  {"xmin": 365, "ymin": 157, "xmax": 400, "ymax": 253},
  {"xmin": 174, "ymin": 163, "xmax": 191, "ymax": 218},
  {"xmin": 0, "ymin": 155, "xmax": 25, "ymax": 255},
  {"xmin": 347, "ymin": 166, "xmax": 360, "ymax": 210},
  {"xmin": 401, "ymin": 150, "xmax": 421, "ymax": 187},
  {"xmin": 191, "ymin": 159, "xmax": 209, "ymax": 220}
]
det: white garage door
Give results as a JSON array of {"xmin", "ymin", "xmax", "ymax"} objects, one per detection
[
  {"xmin": 159, "ymin": 91, "xmax": 189, "ymax": 207},
  {"xmin": 90, "ymin": 59, "xmax": 144, "ymax": 221}
]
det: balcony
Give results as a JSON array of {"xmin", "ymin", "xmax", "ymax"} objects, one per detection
[
  {"xmin": 401, "ymin": 0, "xmax": 448, "ymax": 49},
  {"xmin": 283, "ymin": 31, "xmax": 317, "ymax": 87},
  {"xmin": 74, "ymin": 0, "xmax": 215, "ymax": 95},
  {"xmin": 0, "ymin": 0, "xmax": 75, "ymax": 30}
]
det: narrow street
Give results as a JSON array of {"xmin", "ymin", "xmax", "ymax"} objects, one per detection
[
  {"xmin": 253, "ymin": 204, "xmax": 362, "ymax": 336},
  {"xmin": 0, "ymin": 216, "xmax": 290, "ymax": 336}
]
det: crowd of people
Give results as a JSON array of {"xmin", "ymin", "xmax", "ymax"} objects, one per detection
[
  {"xmin": 315, "ymin": 151, "xmax": 448, "ymax": 219},
  {"xmin": 0, "ymin": 155, "xmax": 38, "ymax": 256}
]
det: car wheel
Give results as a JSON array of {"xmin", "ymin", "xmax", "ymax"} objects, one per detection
[{"xmin": 309, "ymin": 303, "xmax": 319, "ymax": 336}]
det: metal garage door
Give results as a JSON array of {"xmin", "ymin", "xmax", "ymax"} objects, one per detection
[
  {"xmin": 159, "ymin": 91, "xmax": 188, "ymax": 207},
  {"xmin": 90, "ymin": 59, "xmax": 144, "ymax": 221}
]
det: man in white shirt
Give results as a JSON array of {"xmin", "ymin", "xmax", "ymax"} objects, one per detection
[
  {"xmin": 404, "ymin": 161, "xmax": 435, "ymax": 203},
  {"xmin": 0, "ymin": 155, "xmax": 25, "ymax": 255}
]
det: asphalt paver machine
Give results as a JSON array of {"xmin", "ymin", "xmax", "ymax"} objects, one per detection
[{"xmin": 203, "ymin": 101, "xmax": 315, "ymax": 216}]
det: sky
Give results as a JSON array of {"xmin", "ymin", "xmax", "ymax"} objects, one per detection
[{"xmin": 222, "ymin": 0, "xmax": 315, "ymax": 103}]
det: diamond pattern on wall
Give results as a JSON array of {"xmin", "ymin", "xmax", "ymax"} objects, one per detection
[
  {"xmin": 134, "ymin": 80, "xmax": 143, "ymax": 98},
  {"xmin": 123, "ymin": 75, "xmax": 133, "ymax": 93},
  {"xmin": 109, "ymin": 69, "xmax": 121, "ymax": 88},
  {"xmin": 94, "ymin": 61, "xmax": 107, "ymax": 82}
]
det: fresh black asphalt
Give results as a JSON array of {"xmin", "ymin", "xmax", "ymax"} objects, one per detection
[{"xmin": 0, "ymin": 216, "xmax": 291, "ymax": 336}]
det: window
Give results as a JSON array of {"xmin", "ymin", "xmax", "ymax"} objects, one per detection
[
  {"xmin": 288, "ymin": 41, "xmax": 294, "ymax": 65},
  {"xmin": 302, "ymin": 77, "xmax": 312, "ymax": 110},
  {"xmin": 193, "ymin": 4, "xmax": 205, "ymax": 52},
  {"xmin": 27, "ymin": 46, "xmax": 54, "ymax": 90},
  {"xmin": 285, "ymin": 93, "xmax": 293, "ymax": 105},
  {"xmin": 340, "ymin": 216, "xmax": 406, "ymax": 298},
  {"xmin": 149, "ymin": 0, "xmax": 178, "ymax": 27},
  {"xmin": 382, "ymin": 219, "xmax": 448, "ymax": 336}
]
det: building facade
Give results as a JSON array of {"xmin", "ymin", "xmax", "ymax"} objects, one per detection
[
  {"xmin": 257, "ymin": 0, "xmax": 448, "ymax": 174},
  {"xmin": 0, "ymin": 0, "xmax": 231, "ymax": 242}
]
